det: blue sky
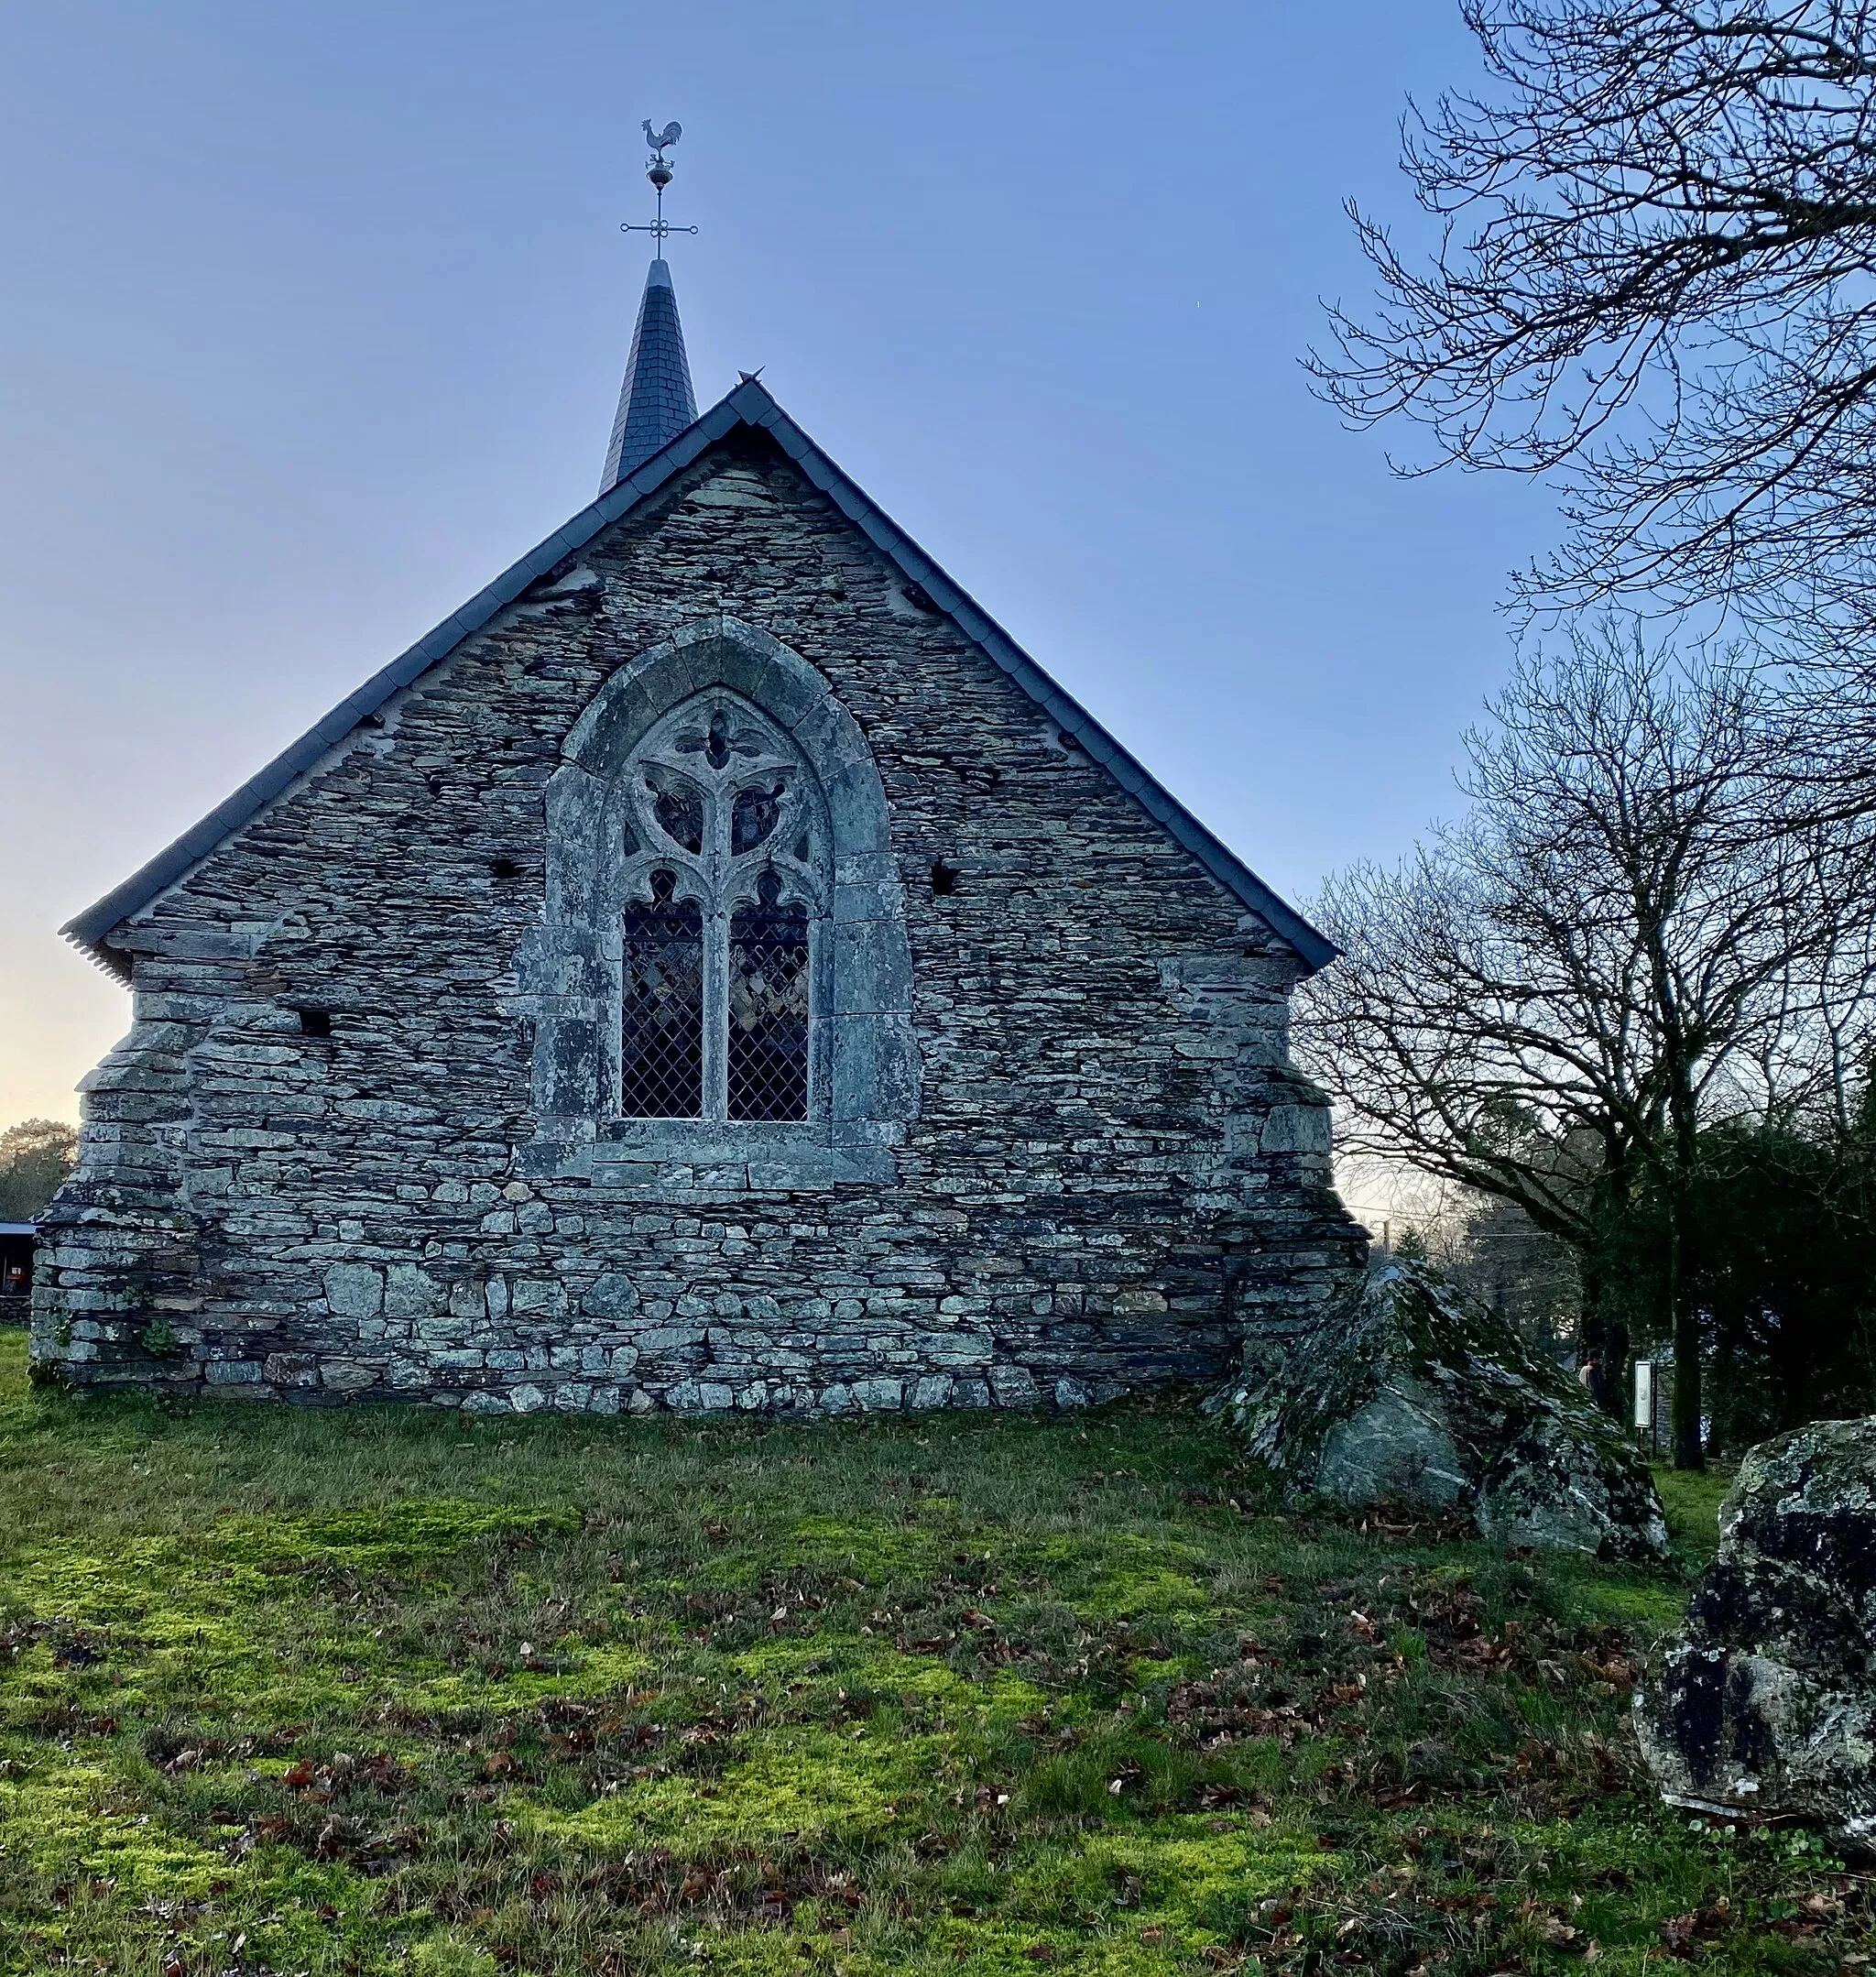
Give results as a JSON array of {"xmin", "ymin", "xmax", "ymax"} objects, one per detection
[{"xmin": 0, "ymin": 0, "xmax": 1552, "ymax": 1130}]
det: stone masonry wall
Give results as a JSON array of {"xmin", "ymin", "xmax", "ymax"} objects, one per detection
[{"xmin": 33, "ymin": 429, "xmax": 1366, "ymax": 1414}]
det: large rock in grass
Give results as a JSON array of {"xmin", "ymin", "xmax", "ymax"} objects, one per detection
[
  {"xmin": 1636, "ymin": 1415, "xmax": 1876, "ymax": 1853},
  {"xmin": 1217, "ymin": 1260, "xmax": 1669, "ymax": 1559}
]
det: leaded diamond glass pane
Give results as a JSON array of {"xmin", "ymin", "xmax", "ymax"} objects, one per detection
[
  {"xmin": 727, "ymin": 896, "xmax": 810, "ymax": 1121},
  {"xmin": 620, "ymin": 890, "xmax": 704, "ymax": 1117}
]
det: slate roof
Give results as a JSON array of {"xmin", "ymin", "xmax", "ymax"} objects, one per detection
[
  {"xmin": 601, "ymin": 258, "xmax": 697, "ymax": 494},
  {"xmin": 64, "ymin": 379, "xmax": 1337, "ymax": 975}
]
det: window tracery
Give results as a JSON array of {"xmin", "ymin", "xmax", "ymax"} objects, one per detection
[
  {"xmin": 613, "ymin": 694, "xmax": 826, "ymax": 1123},
  {"xmin": 519, "ymin": 616, "xmax": 918, "ymax": 1186}
]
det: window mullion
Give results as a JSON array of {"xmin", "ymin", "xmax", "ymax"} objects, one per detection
[{"xmin": 702, "ymin": 907, "xmax": 730, "ymax": 1121}]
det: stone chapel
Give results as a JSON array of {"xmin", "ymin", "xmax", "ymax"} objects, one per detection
[{"xmin": 33, "ymin": 232, "xmax": 1365, "ymax": 1414}]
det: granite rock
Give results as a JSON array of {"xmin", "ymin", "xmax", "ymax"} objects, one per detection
[
  {"xmin": 1218, "ymin": 1260, "xmax": 1669, "ymax": 1559},
  {"xmin": 1636, "ymin": 1414, "xmax": 1876, "ymax": 1853}
]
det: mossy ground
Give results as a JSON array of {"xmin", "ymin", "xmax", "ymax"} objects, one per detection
[
  {"xmin": 1649, "ymin": 1466, "xmax": 1736, "ymax": 1560},
  {"xmin": 0, "ymin": 1335, "xmax": 1866, "ymax": 1977}
]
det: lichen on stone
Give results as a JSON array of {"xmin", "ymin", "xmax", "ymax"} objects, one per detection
[
  {"xmin": 1218, "ymin": 1260, "xmax": 1669, "ymax": 1560},
  {"xmin": 1637, "ymin": 1413, "xmax": 1876, "ymax": 1852}
]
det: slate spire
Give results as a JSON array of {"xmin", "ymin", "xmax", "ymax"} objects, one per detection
[{"xmin": 600, "ymin": 257, "xmax": 698, "ymax": 493}]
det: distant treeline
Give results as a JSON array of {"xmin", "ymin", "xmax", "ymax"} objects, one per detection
[{"xmin": 0, "ymin": 1120, "xmax": 77, "ymax": 1223}]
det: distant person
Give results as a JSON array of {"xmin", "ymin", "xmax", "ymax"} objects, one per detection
[
  {"xmin": 1577, "ymin": 1350, "xmax": 1616, "ymax": 1416},
  {"xmin": 1578, "ymin": 1350, "xmax": 1601, "ymax": 1405}
]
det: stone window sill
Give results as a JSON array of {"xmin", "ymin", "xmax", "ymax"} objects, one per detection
[{"xmin": 516, "ymin": 1119, "xmax": 899, "ymax": 1188}]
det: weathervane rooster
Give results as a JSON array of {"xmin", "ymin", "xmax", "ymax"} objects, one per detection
[{"xmin": 623, "ymin": 119, "xmax": 695, "ymax": 248}]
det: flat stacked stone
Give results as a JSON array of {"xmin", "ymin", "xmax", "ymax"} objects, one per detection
[{"xmin": 34, "ymin": 432, "xmax": 1364, "ymax": 1414}]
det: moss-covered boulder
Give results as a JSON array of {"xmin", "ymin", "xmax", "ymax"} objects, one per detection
[
  {"xmin": 1217, "ymin": 1260, "xmax": 1668, "ymax": 1559},
  {"xmin": 1636, "ymin": 1414, "xmax": 1876, "ymax": 1853}
]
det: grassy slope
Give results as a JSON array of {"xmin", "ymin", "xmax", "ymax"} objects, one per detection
[
  {"xmin": 0, "ymin": 1335, "xmax": 1866, "ymax": 1977},
  {"xmin": 1649, "ymin": 1467, "xmax": 1735, "ymax": 1561}
]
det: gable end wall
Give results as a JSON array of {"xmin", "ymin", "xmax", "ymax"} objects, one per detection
[{"xmin": 33, "ymin": 440, "xmax": 1365, "ymax": 1414}]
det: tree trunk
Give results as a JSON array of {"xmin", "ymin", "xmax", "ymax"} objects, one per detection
[
  {"xmin": 1576, "ymin": 1169, "xmax": 1620, "ymax": 1365},
  {"xmin": 1666, "ymin": 1175, "xmax": 1705, "ymax": 1470},
  {"xmin": 1671, "ymin": 1302, "xmax": 1704, "ymax": 1468}
]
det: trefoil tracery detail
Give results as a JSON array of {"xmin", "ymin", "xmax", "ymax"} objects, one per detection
[{"xmin": 615, "ymin": 694, "xmax": 825, "ymax": 1122}]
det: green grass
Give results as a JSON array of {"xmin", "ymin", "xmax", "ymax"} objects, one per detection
[
  {"xmin": 0, "ymin": 1333, "xmax": 1867, "ymax": 1977},
  {"xmin": 1651, "ymin": 1463, "xmax": 1739, "ymax": 1561}
]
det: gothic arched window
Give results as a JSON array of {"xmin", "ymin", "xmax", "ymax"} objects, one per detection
[
  {"xmin": 615, "ymin": 696, "xmax": 826, "ymax": 1123},
  {"xmin": 520, "ymin": 616, "xmax": 918, "ymax": 1188}
]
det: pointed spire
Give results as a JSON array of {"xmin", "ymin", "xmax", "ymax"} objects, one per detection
[{"xmin": 601, "ymin": 257, "xmax": 698, "ymax": 494}]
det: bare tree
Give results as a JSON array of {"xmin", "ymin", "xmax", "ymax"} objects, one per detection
[
  {"xmin": 1443, "ymin": 1194, "xmax": 1584, "ymax": 1358},
  {"xmin": 1310, "ymin": 0, "xmax": 1876, "ymax": 657},
  {"xmin": 1299, "ymin": 622, "xmax": 1876, "ymax": 1466}
]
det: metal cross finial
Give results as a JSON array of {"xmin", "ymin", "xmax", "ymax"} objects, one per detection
[{"xmin": 622, "ymin": 119, "xmax": 699, "ymax": 254}]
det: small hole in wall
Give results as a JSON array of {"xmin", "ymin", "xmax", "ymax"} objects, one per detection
[
  {"xmin": 299, "ymin": 1009, "xmax": 333, "ymax": 1039},
  {"xmin": 489, "ymin": 857, "xmax": 522, "ymax": 879},
  {"xmin": 930, "ymin": 858, "xmax": 960, "ymax": 897},
  {"xmin": 1057, "ymin": 729, "xmax": 1082, "ymax": 750}
]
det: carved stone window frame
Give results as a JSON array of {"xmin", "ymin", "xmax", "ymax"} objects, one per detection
[{"xmin": 517, "ymin": 616, "xmax": 918, "ymax": 1187}]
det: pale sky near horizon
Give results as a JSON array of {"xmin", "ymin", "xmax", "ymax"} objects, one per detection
[{"xmin": 0, "ymin": 2, "xmax": 1551, "ymax": 1225}]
